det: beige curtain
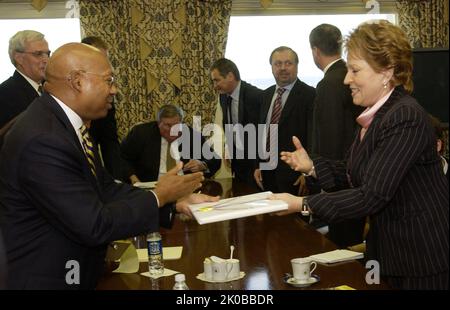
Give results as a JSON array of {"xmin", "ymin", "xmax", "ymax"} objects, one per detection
[
  {"xmin": 79, "ymin": 0, "xmax": 231, "ymax": 139},
  {"xmin": 396, "ymin": 0, "xmax": 449, "ymax": 48}
]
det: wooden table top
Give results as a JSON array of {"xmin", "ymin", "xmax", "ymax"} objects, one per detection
[{"xmin": 97, "ymin": 178, "xmax": 388, "ymax": 290}]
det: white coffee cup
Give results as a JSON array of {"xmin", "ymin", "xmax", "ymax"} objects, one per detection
[
  {"xmin": 291, "ymin": 257, "xmax": 317, "ymax": 283},
  {"xmin": 211, "ymin": 256, "xmax": 232, "ymax": 282},
  {"xmin": 203, "ymin": 258, "xmax": 213, "ymax": 280},
  {"xmin": 226, "ymin": 258, "xmax": 240, "ymax": 280}
]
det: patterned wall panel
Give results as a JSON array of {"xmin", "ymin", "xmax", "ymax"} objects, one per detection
[{"xmin": 79, "ymin": 0, "xmax": 231, "ymax": 139}]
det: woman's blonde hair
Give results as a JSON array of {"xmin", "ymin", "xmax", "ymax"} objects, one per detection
[{"xmin": 345, "ymin": 20, "xmax": 413, "ymax": 93}]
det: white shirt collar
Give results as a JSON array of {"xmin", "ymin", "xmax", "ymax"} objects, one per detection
[
  {"xmin": 323, "ymin": 58, "xmax": 342, "ymax": 74},
  {"xmin": 50, "ymin": 95, "xmax": 84, "ymax": 144},
  {"xmin": 277, "ymin": 78, "xmax": 297, "ymax": 92},
  {"xmin": 16, "ymin": 69, "xmax": 41, "ymax": 94},
  {"xmin": 230, "ymin": 81, "xmax": 241, "ymax": 100}
]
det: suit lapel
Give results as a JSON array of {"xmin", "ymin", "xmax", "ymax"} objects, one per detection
[
  {"xmin": 151, "ymin": 124, "xmax": 163, "ymax": 175},
  {"xmin": 44, "ymin": 94, "xmax": 101, "ymax": 188},
  {"xmin": 278, "ymin": 80, "xmax": 299, "ymax": 126},
  {"xmin": 261, "ymin": 85, "xmax": 275, "ymax": 123},
  {"xmin": 13, "ymin": 70, "xmax": 39, "ymax": 103}
]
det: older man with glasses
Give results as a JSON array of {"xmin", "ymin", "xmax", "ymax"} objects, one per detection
[{"xmin": 0, "ymin": 30, "xmax": 50, "ymax": 130}]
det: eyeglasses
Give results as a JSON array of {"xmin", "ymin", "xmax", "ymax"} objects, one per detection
[
  {"xmin": 17, "ymin": 50, "xmax": 51, "ymax": 59},
  {"xmin": 81, "ymin": 71, "xmax": 116, "ymax": 87}
]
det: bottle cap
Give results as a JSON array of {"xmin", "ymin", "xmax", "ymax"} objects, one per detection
[{"xmin": 175, "ymin": 273, "xmax": 185, "ymax": 282}]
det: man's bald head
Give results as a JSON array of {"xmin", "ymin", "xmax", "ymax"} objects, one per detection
[
  {"xmin": 44, "ymin": 42, "xmax": 116, "ymax": 123},
  {"xmin": 45, "ymin": 43, "xmax": 107, "ymax": 85}
]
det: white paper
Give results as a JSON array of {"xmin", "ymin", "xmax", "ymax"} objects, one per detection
[
  {"xmin": 133, "ymin": 181, "xmax": 157, "ymax": 189},
  {"xmin": 188, "ymin": 191, "xmax": 287, "ymax": 225},
  {"xmin": 309, "ymin": 249, "xmax": 364, "ymax": 264}
]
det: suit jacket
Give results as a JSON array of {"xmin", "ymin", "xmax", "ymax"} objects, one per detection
[
  {"xmin": 90, "ymin": 105, "xmax": 125, "ymax": 180},
  {"xmin": 309, "ymin": 87, "xmax": 449, "ymax": 277},
  {"xmin": 0, "ymin": 70, "xmax": 39, "ymax": 128},
  {"xmin": 219, "ymin": 80, "xmax": 263, "ymax": 184},
  {"xmin": 0, "ymin": 94, "xmax": 173, "ymax": 289},
  {"xmin": 311, "ymin": 60, "xmax": 363, "ymax": 159},
  {"xmin": 258, "ymin": 79, "xmax": 315, "ymax": 194},
  {"xmin": 120, "ymin": 121, "xmax": 221, "ymax": 182}
]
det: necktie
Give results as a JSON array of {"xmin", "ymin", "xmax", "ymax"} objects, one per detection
[
  {"xmin": 266, "ymin": 87, "xmax": 286, "ymax": 152},
  {"xmin": 166, "ymin": 141, "xmax": 176, "ymax": 172},
  {"xmin": 80, "ymin": 125, "xmax": 97, "ymax": 176},
  {"xmin": 226, "ymin": 95, "xmax": 233, "ymax": 124},
  {"xmin": 37, "ymin": 84, "xmax": 43, "ymax": 95}
]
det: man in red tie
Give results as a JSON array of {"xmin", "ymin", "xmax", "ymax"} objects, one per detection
[{"xmin": 254, "ymin": 46, "xmax": 315, "ymax": 194}]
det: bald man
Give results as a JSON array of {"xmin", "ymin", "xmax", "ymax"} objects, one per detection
[{"xmin": 0, "ymin": 43, "xmax": 216, "ymax": 289}]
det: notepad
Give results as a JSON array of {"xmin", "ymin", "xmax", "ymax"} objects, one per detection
[{"xmin": 309, "ymin": 249, "xmax": 364, "ymax": 264}]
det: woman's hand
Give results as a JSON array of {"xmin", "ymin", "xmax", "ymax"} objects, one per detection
[
  {"xmin": 269, "ymin": 193, "xmax": 303, "ymax": 216},
  {"xmin": 280, "ymin": 136, "xmax": 314, "ymax": 174}
]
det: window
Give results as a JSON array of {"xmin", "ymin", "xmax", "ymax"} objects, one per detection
[
  {"xmin": 0, "ymin": 18, "xmax": 81, "ymax": 83},
  {"xmin": 225, "ymin": 14, "xmax": 396, "ymax": 89}
]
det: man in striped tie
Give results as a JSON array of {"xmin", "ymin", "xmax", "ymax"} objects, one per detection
[
  {"xmin": 0, "ymin": 43, "xmax": 217, "ymax": 289},
  {"xmin": 254, "ymin": 46, "xmax": 315, "ymax": 195}
]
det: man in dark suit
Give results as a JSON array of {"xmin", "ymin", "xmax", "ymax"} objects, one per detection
[
  {"xmin": 81, "ymin": 36, "xmax": 126, "ymax": 180},
  {"xmin": 308, "ymin": 24, "xmax": 365, "ymax": 247},
  {"xmin": 121, "ymin": 104, "xmax": 221, "ymax": 183},
  {"xmin": 210, "ymin": 58, "xmax": 263, "ymax": 187},
  {"xmin": 0, "ymin": 30, "xmax": 49, "ymax": 129},
  {"xmin": 254, "ymin": 46, "xmax": 315, "ymax": 194},
  {"xmin": 0, "ymin": 43, "xmax": 213, "ymax": 289}
]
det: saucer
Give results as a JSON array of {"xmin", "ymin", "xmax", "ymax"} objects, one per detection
[
  {"xmin": 285, "ymin": 274, "xmax": 320, "ymax": 288},
  {"xmin": 197, "ymin": 272, "xmax": 245, "ymax": 283}
]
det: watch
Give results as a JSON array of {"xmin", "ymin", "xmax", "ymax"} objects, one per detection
[{"xmin": 301, "ymin": 197, "xmax": 310, "ymax": 216}]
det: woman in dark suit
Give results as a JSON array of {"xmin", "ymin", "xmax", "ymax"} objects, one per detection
[{"xmin": 273, "ymin": 20, "xmax": 448, "ymax": 289}]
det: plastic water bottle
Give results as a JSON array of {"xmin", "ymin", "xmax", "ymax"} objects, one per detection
[
  {"xmin": 147, "ymin": 232, "xmax": 164, "ymax": 275},
  {"xmin": 173, "ymin": 273, "xmax": 189, "ymax": 290}
]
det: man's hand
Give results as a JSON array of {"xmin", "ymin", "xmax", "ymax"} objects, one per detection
[
  {"xmin": 176, "ymin": 193, "xmax": 220, "ymax": 218},
  {"xmin": 280, "ymin": 136, "xmax": 314, "ymax": 174},
  {"xmin": 183, "ymin": 159, "xmax": 207, "ymax": 173},
  {"xmin": 269, "ymin": 193, "xmax": 303, "ymax": 216},
  {"xmin": 254, "ymin": 169, "xmax": 263, "ymax": 190},
  {"xmin": 154, "ymin": 162, "xmax": 204, "ymax": 206}
]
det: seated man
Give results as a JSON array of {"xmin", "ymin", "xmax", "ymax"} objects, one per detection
[{"xmin": 121, "ymin": 104, "xmax": 221, "ymax": 183}]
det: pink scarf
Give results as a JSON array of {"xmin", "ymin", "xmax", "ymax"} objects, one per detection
[{"xmin": 356, "ymin": 89, "xmax": 394, "ymax": 140}]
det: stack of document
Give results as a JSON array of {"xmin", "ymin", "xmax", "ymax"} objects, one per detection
[
  {"xmin": 133, "ymin": 181, "xmax": 157, "ymax": 189},
  {"xmin": 309, "ymin": 249, "xmax": 364, "ymax": 264},
  {"xmin": 188, "ymin": 191, "xmax": 287, "ymax": 225}
]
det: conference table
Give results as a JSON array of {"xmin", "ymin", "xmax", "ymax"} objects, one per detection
[{"xmin": 97, "ymin": 178, "xmax": 389, "ymax": 290}]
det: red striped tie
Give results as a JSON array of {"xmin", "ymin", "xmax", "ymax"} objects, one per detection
[{"xmin": 266, "ymin": 87, "xmax": 286, "ymax": 152}]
